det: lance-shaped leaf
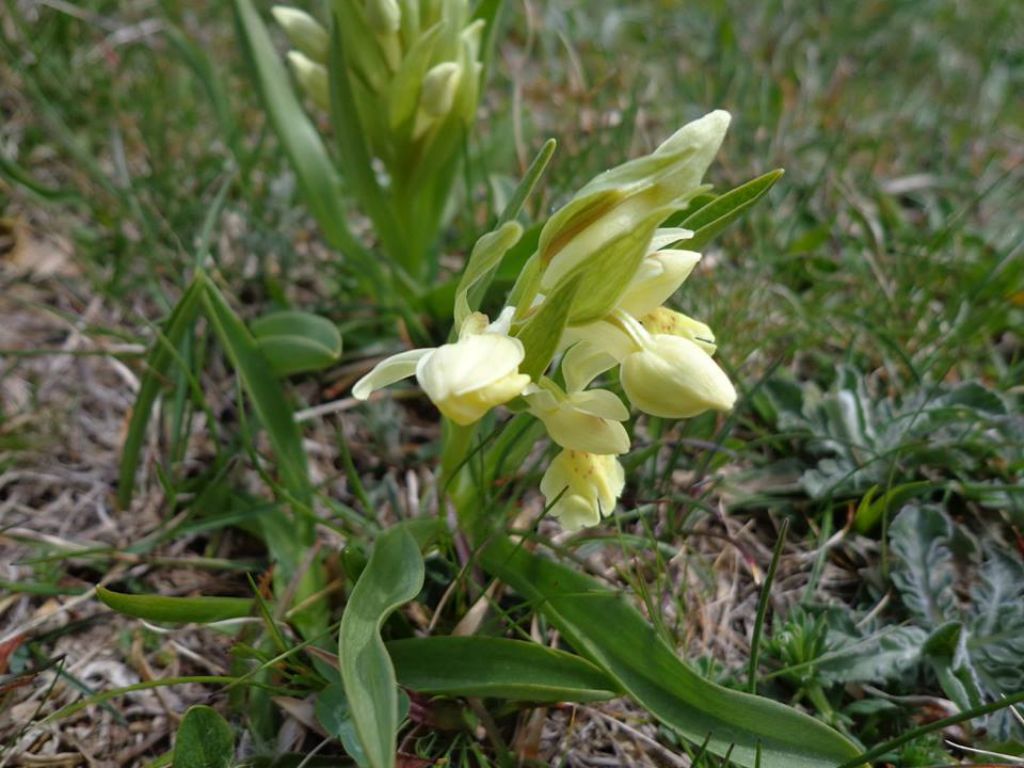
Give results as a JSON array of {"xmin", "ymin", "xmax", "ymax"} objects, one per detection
[
  {"xmin": 681, "ymin": 169, "xmax": 784, "ymax": 250},
  {"xmin": 387, "ymin": 636, "xmax": 620, "ymax": 702},
  {"xmin": 340, "ymin": 525, "xmax": 424, "ymax": 768},
  {"xmin": 118, "ymin": 275, "xmax": 205, "ymax": 510},
  {"xmin": 234, "ymin": 0, "xmax": 379, "ymax": 284},
  {"xmin": 453, "ymin": 221, "xmax": 523, "ymax": 328},
  {"xmin": 479, "ymin": 535, "xmax": 863, "ymax": 768},
  {"xmin": 98, "ymin": 587, "xmax": 253, "ymax": 624},
  {"xmin": 513, "ymin": 274, "xmax": 581, "ymax": 379},
  {"xmin": 201, "ymin": 276, "xmax": 312, "ymax": 507}
]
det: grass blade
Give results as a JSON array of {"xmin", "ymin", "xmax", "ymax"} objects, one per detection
[
  {"xmin": 117, "ymin": 276, "xmax": 205, "ymax": 510},
  {"xmin": 479, "ymin": 535, "xmax": 862, "ymax": 768},
  {"xmin": 340, "ymin": 525, "xmax": 424, "ymax": 768},
  {"xmin": 200, "ymin": 274, "xmax": 312, "ymax": 508}
]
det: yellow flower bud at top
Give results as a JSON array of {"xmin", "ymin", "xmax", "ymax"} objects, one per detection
[
  {"xmin": 620, "ymin": 334, "xmax": 736, "ymax": 419},
  {"xmin": 534, "ymin": 111, "xmax": 731, "ymax": 323},
  {"xmin": 286, "ymin": 51, "xmax": 329, "ymax": 109},
  {"xmin": 540, "ymin": 449, "xmax": 625, "ymax": 531},
  {"xmin": 271, "ymin": 6, "xmax": 329, "ymax": 62},
  {"xmin": 638, "ymin": 307, "xmax": 717, "ymax": 355}
]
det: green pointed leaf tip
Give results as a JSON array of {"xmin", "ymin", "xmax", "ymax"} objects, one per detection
[
  {"xmin": 682, "ymin": 169, "xmax": 784, "ymax": 250},
  {"xmin": 251, "ymin": 309, "xmax": 343, "ymax": 376},
  {"xmin": 98, "ymin": 587, "xmax": 253, "ymax": 624},
  {"xmin": 173, "ymin": 706, "xmax": 235, "ymax": 768},
  {"xmin": 387, "ymin": 636, "xmax": 621, "ymax": 702},
  {"xmin": 454, "ymin": 220, "xmax": 523, "ymax": 328},
  {"xmin": 480, "ymin": 536, "xmax": 862, "ymax": 768},
  {"xmin": 340, "ymin": 525, "xmax": 425, "ymax": 768},
  {"xmin": 514, "ymin": 274, "xmax": 581, "ymax": 380}
]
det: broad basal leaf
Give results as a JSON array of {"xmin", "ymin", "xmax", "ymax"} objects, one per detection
[
  {"xmin": 387, "ymin": 636, "xmax": 620, "ymax": 702},
  {"xmin": 339, "ymin": 525, "xmax": 424, "ymax": 768},
  {"xmin": 479, "ymin": 535, "xmax": 862, "ymax": 768},
  {"xmin": 251, "ymin": 309, "xmax": 343, "ymax": 377}
]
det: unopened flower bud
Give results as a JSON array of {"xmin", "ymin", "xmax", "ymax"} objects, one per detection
[
  {"xmin": 460, "ymin": 18, "xmax": 485, "ymax": 62},
  {"xmin": 621, "ymin": 334, "xmax": 736, "ymax": 419},
  {"xmin": 287, "ymin": 51, "xmax": 329, "ymax": 109},
  {"xmin": 535, "ymin": 111, "xmax": 731, "ymax": 323},
  {"xmin": 271, "ymin": 6, "xmax": 329, "ymax": 62},
  {"xmin": 365, "ymin": 0, "xmax": 401, "ymax": 34},
  {"xmin": 420, "ymin": 61, "xmax": 462, "ymax": 117}
]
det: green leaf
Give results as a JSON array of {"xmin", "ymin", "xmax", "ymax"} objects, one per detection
[
  {"xmin": 339, "ymin": 525, "xmax": 424, "ymax": 768},
  {"xmin": 251, "ymin": 310, "xmax": 343, "ymax": 377},
  {"xmin": 922, "ymin": 621, "xmax": 985, "ymax": 713},
  {"xmin": 173, "ymin": 705, "xmax": 235, "ymax": 768},
  {"xmin": 889, "ymin": 505, "xmax": 956, "ymax": 625},
  {"xmin": 853, "ymin": 481, "xmax": 933, "ymax": 534},
  {"xmin": 387, "ymin": 636, "xmax": 620, "ymax": 702},
  {"xmin": 234, "ymin": 0, "xmax": 378, "ymax": 283},
  {"xmin": 497, "ymin": 138, "xmax": 557, "ymax": 226},
  {"xmin": 682, "ymin": 169, "xmax": 784, "ymax": 250},
  {"xmin": 479, "ymin": 536, "xmax": 862, "ymax": 768},
  {"xmin": 314, "ymin": 683, "xmax": 369, "ymax": 767},
  {"xmin": 117, "ymin": 276, "xmax": 205, "ymax": 510},
  {"xmin": 818, "ymin": 623, "xmax": 928, "ymax": 684},
  {"xmin": 200, "ymin": 275, "xmax": 312, "ymax": 507},
  {"xmin": 514, "ymin": 274, "xmax": 581, "ymax": 380},
  {"xmin": 326, "ymin": 12, "xmax": 407, "ymax": 273},
  {"xmin": 453, "ymin": 221, "xmax": 523, "ymax": 328},
  {"xmin": 98, "ymin": 587, "xmax": 253, "ymax": 624},
  {"xmin": 201, "ymin": 276, "xmax": 329, "ymax": 640}
]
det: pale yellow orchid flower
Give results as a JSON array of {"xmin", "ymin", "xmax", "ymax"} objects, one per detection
[
  {"xmin": 563, "ymin": 311, "xmax": 735, "ymax": 420},
  {"xmin": 525, "ymin": 379, "xmax": 630, "ymax": 456},
  {"xmin": 352, "ymin": 308, "xmax": 530, "ymax": 425},
  {"xmin": 540, "ymin": 449, "xmax": 626, "ymax": 531}
]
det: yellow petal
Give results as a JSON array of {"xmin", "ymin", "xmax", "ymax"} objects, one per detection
[
  {"xmin": 621, "ymin": 335, "xmax": 736, "ymax": 418},
  {"xmin": 352, "ymin": 348, "xmax": 433, "ymax": 400}
]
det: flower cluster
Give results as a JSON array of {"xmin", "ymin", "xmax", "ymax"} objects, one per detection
[
  {"xmin": 272, "ymin": 0, "xmax": 483, "ymax": 181},
  {"xmin": 355, "ymin": 112, "xmax": 738, "ymax": 530}
]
